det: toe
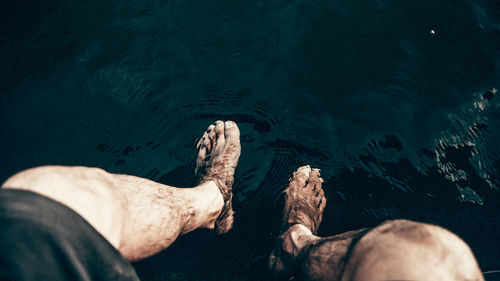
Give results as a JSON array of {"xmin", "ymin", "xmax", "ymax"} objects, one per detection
[
  {"xmin": 201, "ymin": 124, "xmax": 216, "ymax": 152},
  {"xmin": 213, "ymin": 121, "xmax": 226, "ymax": 154},
  {"xmin": 197, "ymin": 124, "xmax": 214, "ymax": 149},
  {"xmin": 195, "ymin": 146, "xmax": 207, "ymax": 174},
  {"xmin": 224, "ymin": 121, "xmax": 240, "ymax": 140},
  {"xmin": 296, "ymin": 165, "xmax": 311, "ymax": 177},
  {"xmin": 310, "ymin": 168, "xmax": 321, "ymax": 179},
  {"xmin": 196, "ymin": 132, "xmax": 208, "ymax": 149},
  {"xmin": 286, "ymin": 166, "xmax": 311, "ymax": 197},
  {"xmin": 214, "ymin": 120, "xmax": 225, "ymax": 137},
  {"xmin": 316, "ymin": 188, "xmax": 325, "ymax": 206},
  {"xmin": 294, "ymin": 165, "xmax": 311, "ymax": 186},
  {"xmin": 306, "ymin": 168, "xmax": 321, "ymax": 191},
  {"xmin": 319, "ymin": 196, "xmax": 327, "ymax": 210}
]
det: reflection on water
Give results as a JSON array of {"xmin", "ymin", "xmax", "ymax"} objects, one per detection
[{"xmin": 1, "ymin": 0, "xmax": 499, "ymax": 279}]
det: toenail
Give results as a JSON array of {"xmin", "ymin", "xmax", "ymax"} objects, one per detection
[{"xmin": 225, "ymin": 122, "xmax": 234, "ymax": 128}]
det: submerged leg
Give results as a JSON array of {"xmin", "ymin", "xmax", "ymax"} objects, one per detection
[
  {"xmin": 268, "ymin": 165, "xmax": 330, "ymax": 278},
  {"xmin": 1, "ymin": 120, "xmax": 241, "ymax": 261},
  {"xmin": 268, "ymin": 165, "xmax": 361, "ymax": 281},
  {"xmin": 269, "ymin": 166, "xmax": 484, "ymax": 281}
]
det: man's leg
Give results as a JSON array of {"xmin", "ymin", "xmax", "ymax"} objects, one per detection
[
  {"xmin": 1, "ymin": 120, "xmax": 241, "ymax": 261},
  {"xmin": 269, "ymin": 166, "xmax": 484, "ymax": 281}
]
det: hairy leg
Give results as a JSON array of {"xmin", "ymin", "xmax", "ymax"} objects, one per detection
[
  {"xmin": 298, "ymin": 229, "xmax": 367, "ymax": 281},
  {"xmin": 1, "ymin": 120, "xmax": 241, "ymax": 261},
  {"xmin": 268, "ymin": 166, "xmax": 363, "ymax": 281},
  {"xmin": 270, "ymin": 167, "xmax": 484, "ymax": 281}
]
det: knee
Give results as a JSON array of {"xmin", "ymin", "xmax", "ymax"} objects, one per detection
[
  {"xmin": 341, "ymin": 220, "xmax": 484, "ymax": 281},
  {"xmin": 2, "ymin": 166, "xmax": 60, "ymax": 189}
]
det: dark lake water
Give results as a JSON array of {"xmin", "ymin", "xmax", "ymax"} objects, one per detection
[{"xmin": 1, "ymin": 0, "xmax": 499, "ymax": 280}]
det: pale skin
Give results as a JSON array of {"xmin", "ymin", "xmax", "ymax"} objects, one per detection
[
  {"xmin": 1, "ymin": 120, "xmax": 240, "ymax": 262},
  {"xmin": 1, "ymin": 166, "xmax": 224, "ymax": 261},
  {"xmin": 1, "ymin": 121, "xmax": 486, "ymax": 280}
]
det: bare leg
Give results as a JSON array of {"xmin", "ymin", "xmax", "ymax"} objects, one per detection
[
  {"xmin": 268, "ymin": 165, "xmax": 359, "ymax": 281},
  {"xmin": 269, "ymin": 165, "xmax": 328, "ymax": 278},
  {"xmin": 1, "ymin": 120, "xmax": 241, "ymax": 261},
  {"xmin": 269, "ymin": 166, "xmax": 484, "ymax": 281}
]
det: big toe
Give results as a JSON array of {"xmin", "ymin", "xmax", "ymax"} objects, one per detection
[
  {"xmin": 296, "ymin": 165, "xmax": 311, "ymax": 179},
  {"xmin": 224, "ymin": 121, "xmax": 240, "ymax": 140},
  {"xmin": 307, "ymin": 168, "xmax": 325, "ymax": 208},
  {"xmin": 291, "ymin": 165, "xmax": 311, "ymax": 188}
]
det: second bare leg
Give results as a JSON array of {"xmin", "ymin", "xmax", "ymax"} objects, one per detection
[
  {"xmin": 268, "ymin": 165, "xmax": 362, "ymax": 281},
  {"xmin": 269, "ymin": 166, "xmax": 484, "ymax": 281}
]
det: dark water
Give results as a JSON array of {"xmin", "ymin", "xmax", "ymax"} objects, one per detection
[{"xmin": 1, "ymin": 0, "xmax": 500, "ymax": 279}]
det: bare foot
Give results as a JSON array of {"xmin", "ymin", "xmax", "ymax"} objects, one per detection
[
  {"xmin": 269, "ymin": 165, "xmax": 326, "ymax": 276},
  {"xmin": 281, "ymin": 165, "xmax": 326, "ymax": 235},
  {"xmin": 195, "ymin": 120, "xmax": 241, "ymax": 234}
]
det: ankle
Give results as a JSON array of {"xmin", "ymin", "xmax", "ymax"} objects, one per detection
[
  {"xmin": 182, "ymin": 182, "xmax": 224, "ymax": 232},
  {"xmin": 269, "ymin": 224, "xmax": 318, "ymax": 277},
  {"xmin": 283, "ymin": 224, "xmax": 316, "ymax": 257},
  {"xmin": 198, "ymin": 181, "xmax": 224, "ymax": 212}
]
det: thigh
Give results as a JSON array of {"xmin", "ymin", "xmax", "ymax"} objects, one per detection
[
  {"xmin": 339, "ymin": 220, "xmax": 484, "ymax": 281},
  {"xmin": 0, "ymin": 189, "xmax": 140, "ymax": 281}
]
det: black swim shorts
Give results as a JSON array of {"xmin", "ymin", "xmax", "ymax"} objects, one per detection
[{"xmin": 0, "ymin": 189, "xmax": 140, "ymax": 281}]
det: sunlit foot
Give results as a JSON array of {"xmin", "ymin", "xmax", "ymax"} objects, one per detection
[
  {"xmin": 269, "ymin": 165, "xmax": 326, "ymax": 276},
  {"xmin": 196, "ymin": 120, "xmax": 241, "ymax": 234}
]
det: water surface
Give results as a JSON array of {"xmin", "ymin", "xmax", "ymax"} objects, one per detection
[{"xmin": 1, "ymin": 0, "xmax": 499, "ymax": 279}]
